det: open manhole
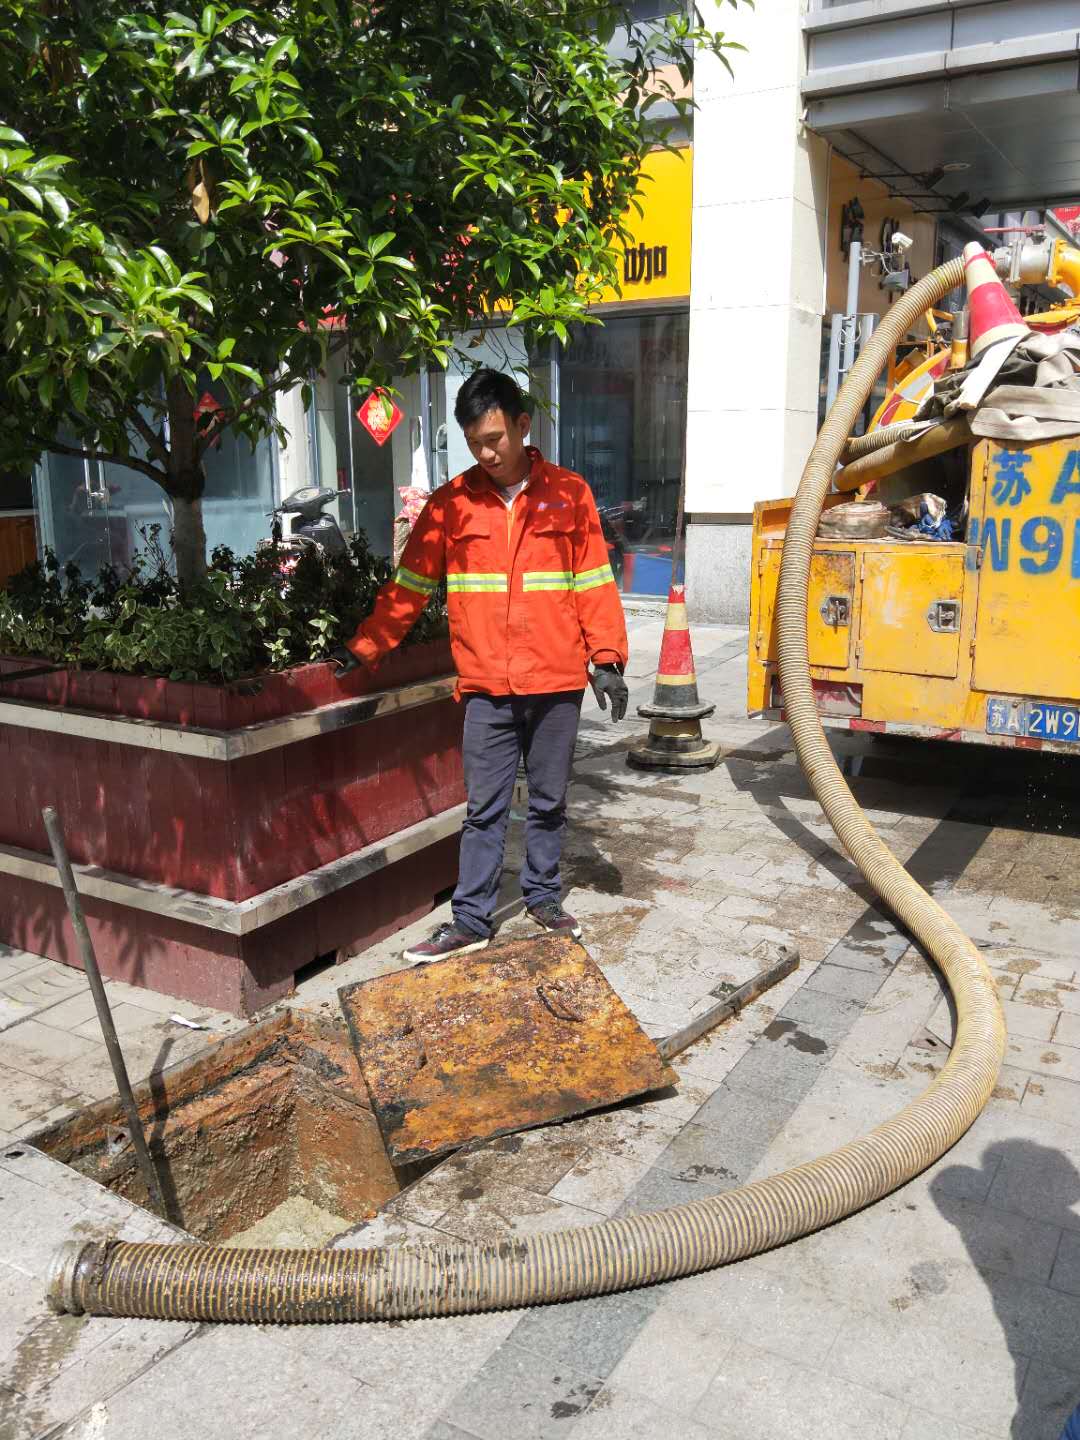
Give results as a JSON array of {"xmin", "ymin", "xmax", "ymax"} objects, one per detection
[{"xmin": 33, "ymin": 1012, "xmax": 429, "ymax": 1246}]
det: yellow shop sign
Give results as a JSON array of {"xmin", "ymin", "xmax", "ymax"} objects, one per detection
[{"xmin": 597, "ymin": 145, "xmax": 691, "ymax": 305}]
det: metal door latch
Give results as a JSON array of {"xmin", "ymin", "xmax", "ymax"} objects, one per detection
[
  {"xmin": 819, "ymin": 594, "xmax": 851, "ymax": 628},
  {"xmin": 927, "ymin": 599, "xmax": 960, "ymax": 633}
]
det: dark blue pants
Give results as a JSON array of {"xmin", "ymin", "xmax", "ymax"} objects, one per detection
[{"xmin": 452, "ymin": 690, "xmax": 584, "ymax": 938}]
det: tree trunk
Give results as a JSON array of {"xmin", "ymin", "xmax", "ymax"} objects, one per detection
[
  {"xmin": 172, "ymin": 496, "xmax": 208, "ymax": 588},
  {"xmin": 165, "ymin": 377, "xmax": 208, "ymax": 589}
]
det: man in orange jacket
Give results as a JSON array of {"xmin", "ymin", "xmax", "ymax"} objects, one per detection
[{"xmin": 332, "ymin": 368, "xmax": 629, "ymax": 961}]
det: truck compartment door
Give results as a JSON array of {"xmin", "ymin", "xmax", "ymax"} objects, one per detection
[
  {"xmin": 859, "ymin": 548, "xmax": 965, "ymax": 679},
  {"xmin": 757, "ymin": 548, "xmax": 855, "ymax": 670}
]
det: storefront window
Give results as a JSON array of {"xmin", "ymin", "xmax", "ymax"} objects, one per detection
[
  {"xmin": 31, "ymin": 389, "xmax": 277, "ymax": 580},
  {"xmin": 558, "ymin": 309, "xmax": 688, "ymax": 596},
  {"xmin": 34, "ymin": 442, "xmax": 162, "ymax": 581}
]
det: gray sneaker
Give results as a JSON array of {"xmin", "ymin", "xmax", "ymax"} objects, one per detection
[
  {"xmin": 402, "ymin": 921, "xmax": 490, "ymax": 964},
  {"xmin": 527, "ymin": 901, "xmax": 583, "ymax": 940}
]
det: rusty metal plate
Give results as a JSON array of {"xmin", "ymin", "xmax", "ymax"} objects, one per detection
[{"xmin": 338, "ymin": 933, "xmax": 676, "ymax": 1164}]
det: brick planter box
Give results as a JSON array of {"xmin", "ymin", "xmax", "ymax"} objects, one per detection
[{"xmin": 0, "ymin": 641, "xmax": 464, "ymax": 1014}]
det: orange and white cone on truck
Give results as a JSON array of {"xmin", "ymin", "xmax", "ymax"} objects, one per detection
[
  {"xmin": 627, "ymin": 584, "xmax": 721, "ymax": 772},
  {"xmin": 963, "ymin": 242, "xmax": 1029, "ymax": 358}
]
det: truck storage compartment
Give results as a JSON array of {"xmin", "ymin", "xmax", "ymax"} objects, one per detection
[
  {"xmin": 858, "ymin": 547, "xmax": 966, "ymax": 680},
  {"xmin": 756, "ymin": 547, "xmax": 854, "ymax": 670}
]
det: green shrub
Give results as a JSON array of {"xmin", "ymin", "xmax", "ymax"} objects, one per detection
[{"xmin": 0, "ymin": 533, "xmax": 447, "ymax": 684}]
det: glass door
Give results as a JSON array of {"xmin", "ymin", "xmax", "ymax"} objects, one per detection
[{"xmin": 558, "ymin": 309, "xmax": 688, "ymax": 596}]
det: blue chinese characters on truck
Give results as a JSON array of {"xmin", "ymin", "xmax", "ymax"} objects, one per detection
[
  {"xmin": 976, "ymin": 446, "xmax": 1080, "ymax": 740},
  {"xmin": 968, "ymin": 448, "xmax": 1080, "ymax": 576}
]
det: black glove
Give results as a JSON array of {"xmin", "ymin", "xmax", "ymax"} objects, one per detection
[
  {"xmin": 590, "ymin": 663, "xmax": 628, "ymax": 724},
  {"xmin": 329, "ymin": 644, "xmax": 362, "ymax": 677}
]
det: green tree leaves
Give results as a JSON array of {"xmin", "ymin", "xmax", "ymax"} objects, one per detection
[{"xmin": 0, "ymin": 0, "xmax": 741, "ymax": 583}]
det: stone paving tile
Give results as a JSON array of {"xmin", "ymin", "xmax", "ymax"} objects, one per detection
[
  {"xmin": 571, "ymin": 1383, "xmax": 726, "ymax": 1438},
  {"xmin": 4, "ymin": 1314, "xmax": 200, "ymax": 1440},
  {"xmin": 1001, "ymin": 1032, "xmax": 1080, "ymax": 1085},
  {"xmin": 25, "ymin": 987, "xmax": 104, "ymax": 1030},
  {"xmin": 985, "ymin": 948, "xmax": 1078, "ymax": 985},
  {"xmin": 0, "ymin": 994, "xmax": 36, "ymax": 1031},
  {"xmin": 98, "ymin": 981, "xmax": 222, "ymax": 1022},
  {"xmin": 0, "ymin": 1018, "xmax": 102, "ymax": 1075},
  {"xmin": 672, "ymin": 1027, "xmax": 756, "ymax": 1087},
  {"xmin": 0, "ymin": 945, "xmax": 51, "ymax": 977},
  {"xmin": 0, "ymin": 964, "xmax": 90, "ymax": 1035},
  {"xmin": 9, "ymin": 1096, "xmax": 94, "ymax": 1142},
  {"xmin": 1016, "ymin": 974, "xmax": 1080, "ymax": 1016},
  {"xmin": 1020, "ymin": 1072, "xmax": 1080, "ymax": 1133},
  {"xmin": 998, "ymin": 997, "xmax": 1062, "ymax": 1043},
  {"xmin": 617, "ymin": 1161, "xmax": 739, "ymax": 1215},
  {"xmin": 822, "ymin": 1307, "xmax": 1024, "ymax": 1435},
  {"xmin": 433, "ymin": 1180, "xmax": 603, "ymax": 1244},
  {"xmin": 1014, "ymin": 1359, "xmax": 1080, "ymax": 1440},
  {"xmin": 0, "ymin": 1147, "xmax": 196, "ymax": 1439},
  {"xmin": 548, "ymin": 1150, "xmax": 656, "ymax": 1217},
  {"xmin": 931, "ymin": 1191, "xmax": 1063, "ymax": 1284},
  {"xmin": 720, "ymin": 1031, "xmax": 836, "ymax": 1106},
  {"xmin": 650, "ymin": 1121, "xmax": 748, "ymax": 1187},
  {"xmin": 803, "ymin": 960, "xmax": 886, "ymax": 1003},
  {"xmin": 0, "ymin": 1061, "xmax": 82, "ymax": 1133},
  {"xmin": 602, "ymin": 1305, "xmax": 732, "ymax": 1417},
  {"xmin": 896, "ymin": 1410, "xmax": 1002, "ymax": 1440},
  {"xmin": 669, "ymin": 1263, "xmax": 851, "ymax": 1370},
  {"xmin": 510, "ymin": 1290, "xmax": 659, "ymax": 1383},
  {"xmin": 55, "ymin": 1326, "xmax": 382, "ymax": 1440},
  {"xmin": 825, "ymin": 932, "xmax": 910, "ymax": 975},
  {"xmin": 696, "ymin": 1339, "xmax": 906, "ymax": 1440},
  {"xmin": 441, "ymin": 1339, "xmax": 603, "ymax": 1440},
  {"xmin": 71, "ymin": 1002, "xmax": 175, "ymax": 1043},
  {"xmin": 1051, "ymin": 1229, "xmax": 1080, "ymax": 1296},
  {"xmin": 272, "ymin": 1308, "xmax": 521, "ymax": 1423}
]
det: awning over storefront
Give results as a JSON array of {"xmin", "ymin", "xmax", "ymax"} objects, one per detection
[{"xmin": 803, "ymin": 1, "xmax": 1080, "ymax": 213}]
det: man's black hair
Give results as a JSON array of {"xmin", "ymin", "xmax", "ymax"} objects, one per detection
[{"xmin": 454, "ymin": 368, "xmax": 527, "ymax": 428}]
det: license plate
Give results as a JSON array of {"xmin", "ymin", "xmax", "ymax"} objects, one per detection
[{"xmin": 986, "ymin": 697, "xmax": 1080, "ymax": 742}]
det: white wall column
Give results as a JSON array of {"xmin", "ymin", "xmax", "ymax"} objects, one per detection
[
  {"xmin": 685, "ymin": 0, "xmax": 829, "ymax": 624},
  {"xmin": 274, "ymin": 384, "xmax": 316, "ymax": 500}
]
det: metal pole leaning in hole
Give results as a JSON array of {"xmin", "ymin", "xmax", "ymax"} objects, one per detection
[
  {"xmin": 41, "ymin": 806, "xmax": 166, "ymax": 1219},
  {"xmin": 656, "ymin": 944, "xmax": 799, "ymax": 1062}
]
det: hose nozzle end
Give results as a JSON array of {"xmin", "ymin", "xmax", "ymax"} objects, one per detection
[{"xmin": 46, "ymin": 1241, "xmax": 93, "ymax": 1315}]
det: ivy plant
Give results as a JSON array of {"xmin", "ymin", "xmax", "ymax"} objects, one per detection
[{"xmin": 0, "ymin": 535, "xmax": 447, "ymax": 684}]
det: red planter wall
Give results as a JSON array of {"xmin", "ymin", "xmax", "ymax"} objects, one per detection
[{"xmin": 0, "ymin": 643, "xmax": 464, "ymax": 1014}]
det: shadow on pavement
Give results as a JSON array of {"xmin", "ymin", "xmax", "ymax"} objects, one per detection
[{"xmin": 931, "ymin": 1140, "xmax": 1080, "ymax": 1439}]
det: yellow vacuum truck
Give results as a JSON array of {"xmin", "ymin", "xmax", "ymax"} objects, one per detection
[{"xmin": 749, "ymin": 236, "xmax": 1080, "ymax": 754}]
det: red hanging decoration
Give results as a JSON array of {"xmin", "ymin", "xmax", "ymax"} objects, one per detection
[{"xmin": 356, "ymin": 390, "xmax": 403, "ymax": 446}]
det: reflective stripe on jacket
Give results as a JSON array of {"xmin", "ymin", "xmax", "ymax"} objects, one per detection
[{"xmin": 345, "ymin": 448, "xmax": 628, "ymax": 695}]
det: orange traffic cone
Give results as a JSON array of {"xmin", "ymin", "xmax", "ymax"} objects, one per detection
[
  {"xmin": 627, "ymin": 584, "xmax": 720, "ymax": 772},
  {"xmin": 963, "ymin": 242, "xmax": 1029, "ymax": 359}
]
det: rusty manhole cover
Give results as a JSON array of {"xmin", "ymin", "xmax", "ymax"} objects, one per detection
[{"xmin": 338, "ymin": 933, "xmax": 676, "ymax": 1164}]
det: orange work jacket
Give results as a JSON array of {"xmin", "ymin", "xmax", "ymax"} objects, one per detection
[{"xmin": 345, "ymin": 448, "xmax": 628, "ymax": 695}]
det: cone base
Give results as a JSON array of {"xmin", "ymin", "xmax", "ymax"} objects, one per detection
[
  {"xmin": 638, "ymin": 700, "xmax": 716, "ymax": 722},
  {"xmin": 627, "ymin": 739, "xmax": 721, "ymax": 772}
]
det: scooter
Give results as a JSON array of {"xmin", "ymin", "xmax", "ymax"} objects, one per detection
[{"xmin": 258, "ymin": 486, "xmax": 349, "ymax": 561}]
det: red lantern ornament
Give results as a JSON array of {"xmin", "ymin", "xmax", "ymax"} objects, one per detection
[{"xmin": 356, "ymin": 390, "xmax": 404, "ymax": 446}]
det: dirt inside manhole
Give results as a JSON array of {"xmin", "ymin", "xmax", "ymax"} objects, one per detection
[{"xmin": 34, "ymin": 1011, "xmax": 426, "ymax": 1245}]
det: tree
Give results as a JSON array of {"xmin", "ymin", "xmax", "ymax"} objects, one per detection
[{"xmin": 0, "ymin": 1, "xmax": 741, "ymax": 586}]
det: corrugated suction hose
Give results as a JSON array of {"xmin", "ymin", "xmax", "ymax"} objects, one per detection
[{"xmin": 47, "ymin": 257, "xmax": 1005, "ymax": 1325}]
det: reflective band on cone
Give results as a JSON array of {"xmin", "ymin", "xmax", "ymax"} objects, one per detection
[
  {"xmin": 963, "ymin": 243, "xmax": 1029, "ymax": 359},
  {"xmin": 628, "ymin": 584, "xmax": 720, "ymax": 772}
]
